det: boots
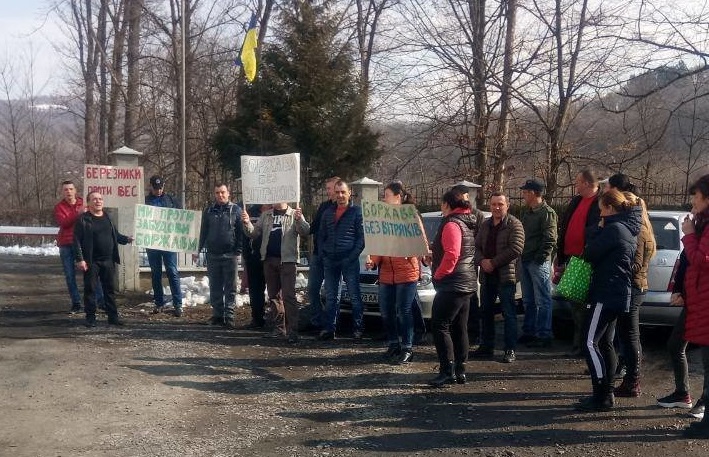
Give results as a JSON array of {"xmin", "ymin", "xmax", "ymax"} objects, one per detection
[
  {"xmin": 577, "ymin": 382, "xmax": 614, "ymax": 412},
  {"xmin": 429, "ymin": 361, "xmax": 455, "ymax": 388},
  {"xmin": 454, "ymin": 361, "xmax": 466, "ymax": 385},
  {"xmin": 614, "ymin": 378, "xmax": 641, "ymax": 397}
]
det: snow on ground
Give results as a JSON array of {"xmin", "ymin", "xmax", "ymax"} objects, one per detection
[
  {"xmin": 1, "ymin": 245, "xmax": 309, "ymax": 308},
  {"xmin": 0, "ymin": 244, "xmax": 59, "ymax": 256}
]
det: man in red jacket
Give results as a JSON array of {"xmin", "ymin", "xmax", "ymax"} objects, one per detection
[{"xmin": 54, "ymin": 181, "xmax": 103, "ymax": 313}]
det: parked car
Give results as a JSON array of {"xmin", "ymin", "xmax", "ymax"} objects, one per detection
[
  {"xmin": 552, "ymin": 210, "xmax": 688, "ymax": 328},
  {"xmin": 335, "ymin": 210, "xmax": 507, "ymax": 320}
]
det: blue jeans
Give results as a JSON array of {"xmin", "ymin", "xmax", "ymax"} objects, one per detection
[
  {"xmin": 379, "ymin": 282, "xmax": 418, "ymax": 349},
  {"xmin": 323, "ymin": 256, "xmax": 362, "ymax": 333},
  {"xmin": 480, "ymin": 274, "xmax": 518, "ymax": 350},
  {"xmin": 59, "ymin": 245, "xmax": 103, "ymax": 307},
  {"xmin": 307, "ymin": 253, "xmax": 325, "ymax": 327},
  {"xmin": 520, "ymin": 260, "xmax": 553, "ymax": 339},
  {"xmin": 146, "ymin": 249, "xmax": 182, "ymax": 308},
  {"xmin": 207, "ymin": 254, "xmax": 237, "ymax": 320}
]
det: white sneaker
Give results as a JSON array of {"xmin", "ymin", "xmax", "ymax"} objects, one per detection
[{"xmin": 689, "ymin": 398, "xmax": 706, "ymax": 419}]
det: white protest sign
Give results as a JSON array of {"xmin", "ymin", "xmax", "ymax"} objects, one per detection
[
  {"xmin": 240, "ymin": 153, "xmax": 300, "ymax": 204},
  {"xmin": 362, "ymin": 200, "xmax": 429, "ymax": 257},
  {"xmin": 83, "ymin": 164, "xmax": 144, "ymax": 208},
  {"xmin": 133, "ymin": 204, "xmax": 202, "ymax": 253}
]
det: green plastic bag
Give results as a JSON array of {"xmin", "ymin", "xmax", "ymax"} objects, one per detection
[{"xmin": 557, "ymin": 256, "xmax": 592, "ymax": 303}]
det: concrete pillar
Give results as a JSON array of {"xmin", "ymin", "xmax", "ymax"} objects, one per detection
[
  {"xmin": 109, "ymin": 146, "xmax": 143, "ymax": 292},
  {"xmin": 350, "ymin": 177, "xmax": 382, "ymax": 206}
]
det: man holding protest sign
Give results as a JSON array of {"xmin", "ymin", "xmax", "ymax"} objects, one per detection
[
  {"xmin": 318, "ymin": 180, "xmax": 365, "ymax": 341},
  {"xmin": 145, "ymin": 175, "xmax": 183, "ymax": 317},
  {"xmin": 198, "ymin": 183, "xmax": 243, "ymax": 328},
  {"xmin": 73, "ymin": 192, "xmax": 134, "ymax": 327},
  {"xmin": 242, "ymin": 202, "xmax": 310, "ymax": 343}
]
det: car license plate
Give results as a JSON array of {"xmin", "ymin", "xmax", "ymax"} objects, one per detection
[{"xmin": 342, "ymin": 291, "xmax": 378, "ymax": 304}]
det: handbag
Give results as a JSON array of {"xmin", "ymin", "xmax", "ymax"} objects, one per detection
[{"xmin": 556, "ymin": 256, "xmax": 592, "ymax": 303}]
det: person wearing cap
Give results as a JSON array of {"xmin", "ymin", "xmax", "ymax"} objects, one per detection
[
  {"xmin": 518, "ymin": 178, "xmax": 558, "ymax": 348},
  {"xmin": 145, "ymin": 175, "xmax": 183, "ymax": 317}
]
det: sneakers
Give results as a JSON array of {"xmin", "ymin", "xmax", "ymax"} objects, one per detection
[
  {"xmin": 70, "ymin": 304, "xmax": 82, "ymax": 314},
  {"xmin": 173, "ymin": 307, "xmax": 183, "ymax": 317},
  {"xmin": 152, "ymin": 305, "xmax": 165, "ymax": 314},
  {"xmin": 397, "ymin": 350, "xmax": 414, "ymax": 365},
  {"xmin": 501, "ymin": 349, "xmax": 516, "ymax": 363},
  {"xmin": 207, "ymin": 316, "xmax": 223, "ymax": 326},
  {"xmin": 657, "ymin": 391, "xmax": 693, "ymax": 409},
  {"xmin": 85, "ymin": 315, "xmax": 97, "ymax": 327},
  {"xmin": 107, "ymin": 316, "xmax": 124, "ymax": 326},
  {"xmin": 614, "ymin": 379, "xmax": 641, "ymax": 398},
  {"xmin": 689, "ymin": 398, "xmax": 706, "ymax": 419},
  {"xmin": 316, "ymin": 330, "xmax": 335, "ymax": 341}
]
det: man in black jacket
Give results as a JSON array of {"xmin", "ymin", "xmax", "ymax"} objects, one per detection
[
  {"xmin": 198, "ymin": 183, "xmax": 243, "ymax": 328},
  {"xmin": 73, "ymin": 192, "xmax": 133, "ymax": 327}
]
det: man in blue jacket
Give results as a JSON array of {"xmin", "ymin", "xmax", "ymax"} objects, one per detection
[
  {"xmin": 318, "ymin": 180, "xmax": 365, "ymax": 341},
  {"xmin": 145, "ymin": 175, "xmax": 183, "ymax": 317}
]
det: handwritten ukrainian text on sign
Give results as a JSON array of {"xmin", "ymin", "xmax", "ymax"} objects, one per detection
[
  {"xmin": 134, "ymin": 204, "xmax": 202, "ymax": 253},
  {"xmin": 240, "ymin": 153, "xmax": 300, "ymax": 204},
  {"xmin": 83, "ymin": 164, "xmax": 144, "ymax": 208},
  {"xmin": 362, "ymin": 201, "xmax": 429, "ymax": 257}
]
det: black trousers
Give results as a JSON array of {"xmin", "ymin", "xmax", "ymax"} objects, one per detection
[
  {"xmin": 616, "ymin": 288, "xmax": 643, "ymax": 382},
  {"xmin": 467, "ymin": 290, "xmax": 481, "ymax": 344},
  {"xmin": 431, "ymin": 290, "xmax": 472, "ymax": 367},
  {"xmin": 83, "ymin": 259, "xmax": 118, "ymax": 319},
  {"xmin": 245, "ymin": 256, "xmax": 266, "ymax": 326},
  {"xmin": 583, "ymin": 302, "xmax": 620, "ymax": 386}
]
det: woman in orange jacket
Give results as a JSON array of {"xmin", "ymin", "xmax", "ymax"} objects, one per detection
[{"xmin": 366, "ymin": 182, "xmax": 420, "ymax": 364}]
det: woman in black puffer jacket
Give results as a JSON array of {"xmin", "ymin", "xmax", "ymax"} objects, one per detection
[{"xmin": 576, "ymin": 189, "xmax": 641, "ymax": 412}]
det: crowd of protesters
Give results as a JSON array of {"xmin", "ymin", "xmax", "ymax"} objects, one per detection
[{"xmin": 54, "ymin": 171, "xmax": 709, "ymax": 439}]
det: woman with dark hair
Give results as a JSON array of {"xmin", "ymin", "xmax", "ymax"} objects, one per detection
[
  {"xmin": 577, "ymin": 189, "xmax": 641, "ymax": 411},
  {"xmin": 428, "ymin": 188, "xmax": 476, "ymax": 387},
  {"xmin": 366, "ymin": 182, "xmax": 419, "ymax": 364},
  {"xmin": 680, "ymin": 174, "xmax": 709, "ymax": 438},
  {"xmin": 604, "ymin": 175, "xmax": 656, "ymax": 398}
]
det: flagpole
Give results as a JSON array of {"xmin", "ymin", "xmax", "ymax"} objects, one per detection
[{"xmin": 180, "ymin": 0, "xmax": 187, "ymax": 207}]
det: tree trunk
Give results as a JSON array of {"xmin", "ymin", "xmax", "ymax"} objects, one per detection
[
  {"xmin": 125, "ymin": 0, "xmax": 142, "ymax": 147},
  {"xmin": 491, "ymin": 0, "xmax": 517, "ymax": 191}
]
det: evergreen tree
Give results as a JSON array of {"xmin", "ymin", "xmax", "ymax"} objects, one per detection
[{"xmin": 213, "ymin": 0, "xmax": 381, "ymax": 206}]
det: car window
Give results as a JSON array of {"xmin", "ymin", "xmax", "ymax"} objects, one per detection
[
  {"xmin": 651, "ymin": 217, "xmax": 680, "ymax": 251},
  {"xmin": 422, "ymin": 216, "xmax": 442, "ymax": 242}
]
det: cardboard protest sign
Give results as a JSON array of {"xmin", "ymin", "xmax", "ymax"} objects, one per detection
[
  {"xmin": 241, "ymin": 153, "xmax": 300, "ymax": 204},
  {"xmin": 84, "ymin": 164, "xmax": 144, "ymax": 208},
  {"xmin": 133, "ymin": 204, "xmax": 202, "ymax": 253},
  {"xmin": 362, "ymin": 200, "xmax": 429, "ymax": 257}
]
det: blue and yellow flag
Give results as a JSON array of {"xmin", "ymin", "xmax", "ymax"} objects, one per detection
[{"xmin": 236, "ymin": 13, "xmax": 259, "ymax": 82}]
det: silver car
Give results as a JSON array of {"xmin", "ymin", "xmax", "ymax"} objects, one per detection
[{"xmin": 552, "ymin": 210, "xmax": 688, "ymax": 327}]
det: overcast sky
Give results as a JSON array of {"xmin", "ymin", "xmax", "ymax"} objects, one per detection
[{"xmin": 0, "ymin": 0, "xmax": 64, "ymax": 97}]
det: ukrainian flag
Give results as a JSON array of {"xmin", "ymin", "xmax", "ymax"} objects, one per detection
[{"xmin": 237, "ymin": 13, "xmax": 259, "ymax": 82}]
